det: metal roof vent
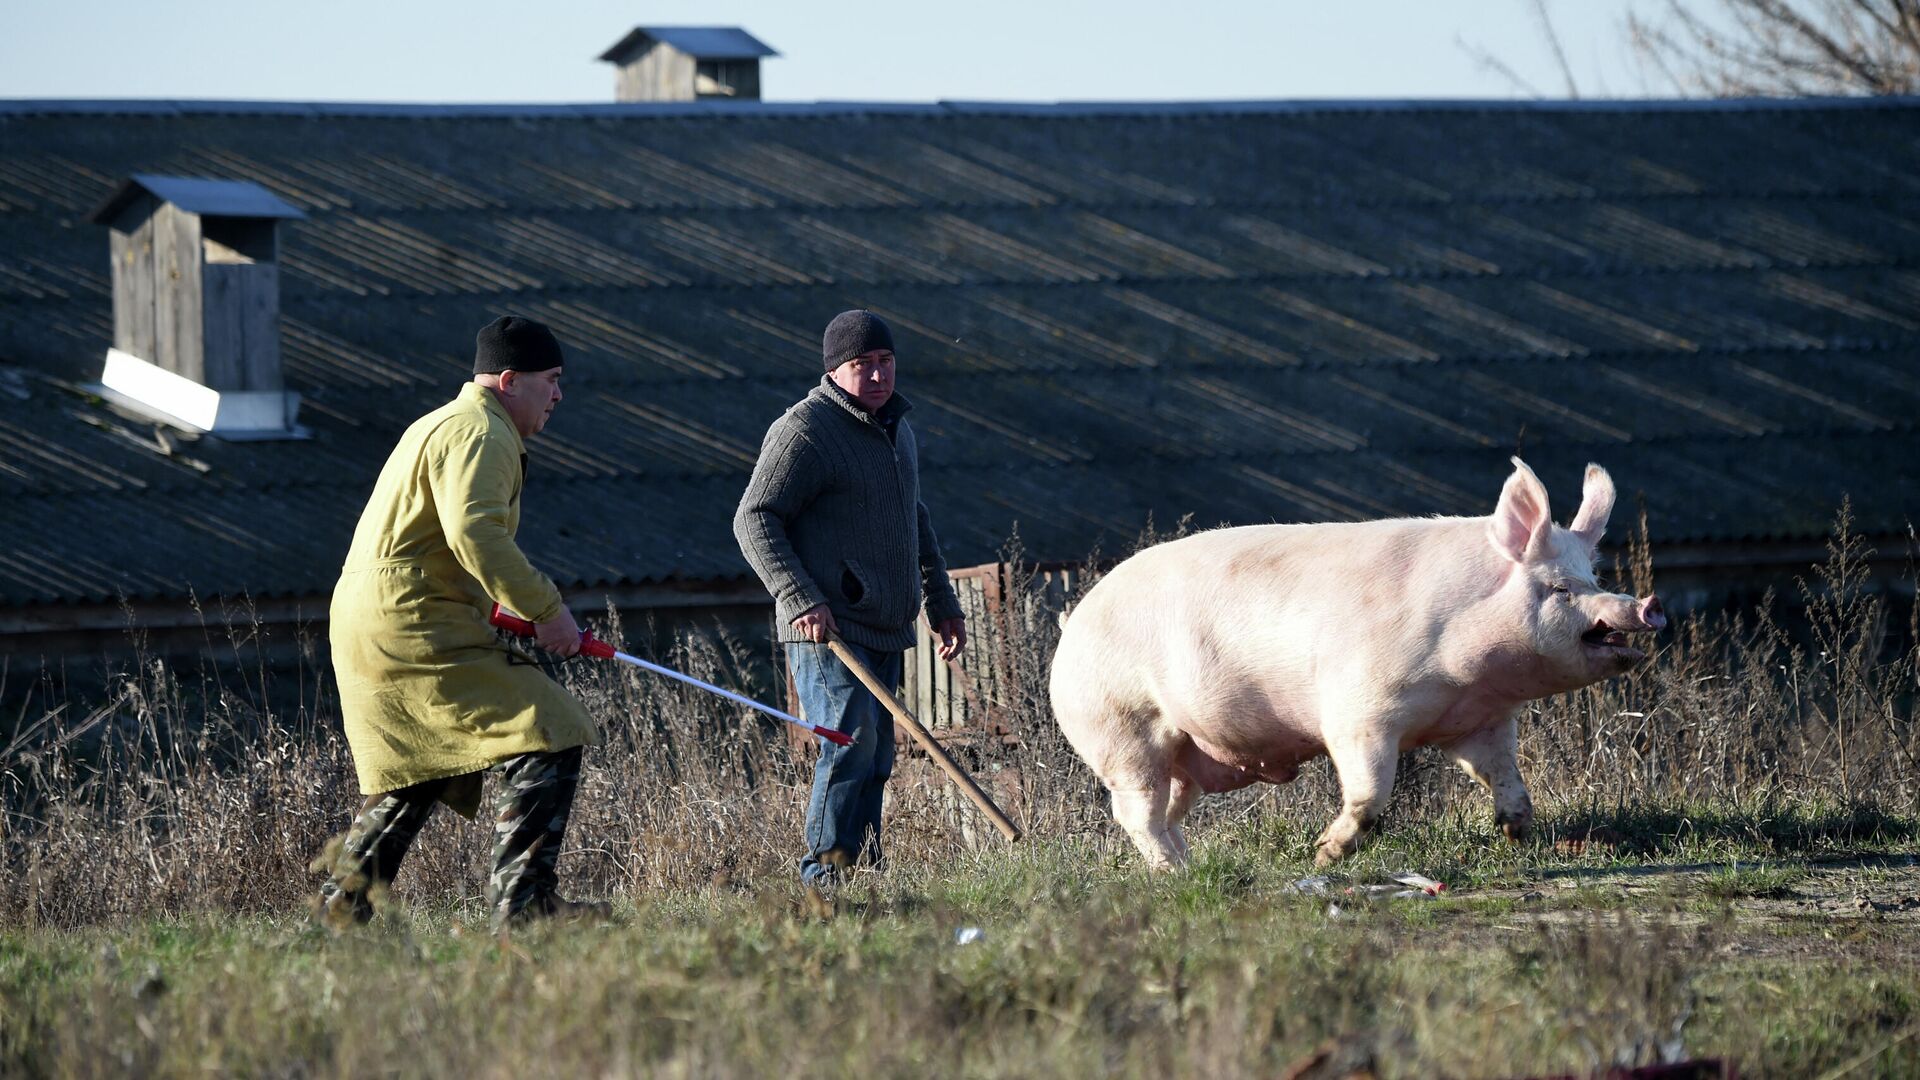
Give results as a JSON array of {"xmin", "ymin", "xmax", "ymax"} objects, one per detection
[
  {"xmin": 88, "ymin": 174, "xmax": 307, "ymax": 439},
  {"xmin": 597, "ymin": 26, "xmax": 778, "ymax": 102}
]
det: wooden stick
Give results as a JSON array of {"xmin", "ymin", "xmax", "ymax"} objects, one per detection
[{"xmin": 826, "ymin": 633, "xmax": 1023, "ymax": 843}]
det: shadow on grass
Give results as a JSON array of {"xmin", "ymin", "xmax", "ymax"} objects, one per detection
[
  {"xmin": 1537, "ymin": 855, "xmax": 1908, "ymax": 884},
  {"xmin": 1541, "ymin": 802, "xmax": 1920, "ymax": 861}
]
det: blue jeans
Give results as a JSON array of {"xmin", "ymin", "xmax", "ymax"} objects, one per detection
[{"xmin": 787, "ymin": 640, "xmax": 902, "ymax": 885}]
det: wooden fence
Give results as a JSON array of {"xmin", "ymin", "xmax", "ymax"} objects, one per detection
[{"xmin": 783, "ymin": 561, "xmax": 1085, "ymax": 754}]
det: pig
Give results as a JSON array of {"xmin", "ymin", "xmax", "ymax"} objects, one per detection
[{"xmin": 1049, "ymin": 457, "xmax": 1666, "ymax": 869}]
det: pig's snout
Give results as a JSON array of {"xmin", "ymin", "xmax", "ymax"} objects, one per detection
[{"xmin": 1637, "ymin": 595, "xmax": 1666, "ymax": 632}]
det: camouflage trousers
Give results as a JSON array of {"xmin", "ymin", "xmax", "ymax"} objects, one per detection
[{"xmin": 316, "ymin": 746, "xmax": 583, "ymax": 929}]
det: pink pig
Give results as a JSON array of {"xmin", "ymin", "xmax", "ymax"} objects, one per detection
[{"xmin": 1049, "ymin": 458, "xmax": 1666, "ymax": 868}]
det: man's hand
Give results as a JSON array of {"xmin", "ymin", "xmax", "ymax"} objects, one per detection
[
  {"xmin": 792, "ymin": 603, "xmax": 839, "ymax": 643},
  {"xmin": 935, "ymin": 617, "xmax": 967, "ymax": 662},
  {"xmin": 535, "ymin": 606, "xmax": 582, "ymax": 658}
]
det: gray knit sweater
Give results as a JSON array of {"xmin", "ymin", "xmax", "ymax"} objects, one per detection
[{"xmin": 733, "ymin": 377, "xmax": 965, "ymax": 651}]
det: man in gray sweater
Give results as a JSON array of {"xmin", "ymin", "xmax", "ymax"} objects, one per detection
[{"xmin": 733, "ymin": 309, "xmax": 967, "ymax": 886}]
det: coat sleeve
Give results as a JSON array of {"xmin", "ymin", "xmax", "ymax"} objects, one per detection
[
  {"xmin": 733, "ymin": 417, "xmax": 830, "ymax": 625},
  {"xmin": 917, "ymin": 500, "xmax": 965, "ymax": 625},
  {"xmin": 429, "ymin": 425, "xmax": 564, "ymax": 623}
]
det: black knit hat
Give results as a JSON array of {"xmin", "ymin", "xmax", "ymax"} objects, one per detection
[
  {"xmin": 821, "ymin": 309, "xmax": 894, "ymax": 371},
  {"xmin": 473, "ymin": 315, "xmax": 564, "ymax": 374}
]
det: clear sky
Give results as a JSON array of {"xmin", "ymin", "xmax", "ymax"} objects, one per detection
[{"xmin": 0, "ymin": 0, "xmax": 1671, "ymax": 103}]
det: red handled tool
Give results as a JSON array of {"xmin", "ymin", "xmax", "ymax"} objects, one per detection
[{"xmin": 490, "ymin": 603, "xmax": 852, "ymax": 747}]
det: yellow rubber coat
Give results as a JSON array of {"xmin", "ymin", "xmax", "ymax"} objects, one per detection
[{"xmin": 329, "ymin": 383, "xmax": 597, "ymax": 817}]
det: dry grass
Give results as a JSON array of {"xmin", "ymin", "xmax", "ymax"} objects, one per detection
[
  {"xmin": 0, "ymin": 509, "xmax": 1914, "ymax": 929},
  {"xmin": 0, "ymin": 513, "xmax": 1917, "ymax": 1077}
]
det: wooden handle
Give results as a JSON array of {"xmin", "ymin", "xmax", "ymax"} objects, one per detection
[{"xmin": 826, "ymin": 634, "xmax": 1023, "ymax": 843}]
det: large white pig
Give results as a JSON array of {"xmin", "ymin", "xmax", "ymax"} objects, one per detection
[{"xmin": 1049, "ymin": 458, "xmax": 1665, "ymax": 869}]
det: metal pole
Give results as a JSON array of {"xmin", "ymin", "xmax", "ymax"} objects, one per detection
[{"xmin": 606, "ymin": 649, "xmax": 850, "ymax": 746}]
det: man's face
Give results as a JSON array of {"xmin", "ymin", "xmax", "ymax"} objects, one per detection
[
  {"xmin": 499, "ymin": 367, "xmax": 563, "ymax": 437},
  {"xmin": 829, "ymin": 349, "xmax": 896, "ymax": 412}
]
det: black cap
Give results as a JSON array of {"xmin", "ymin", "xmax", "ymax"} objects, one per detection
[
  {"xmin": 474, "ymin": 315, "xmax": 564, "ymax": 375},
  {"xmin": 821, "ymin": 309, "xmax": 894, "ymax": 371}
]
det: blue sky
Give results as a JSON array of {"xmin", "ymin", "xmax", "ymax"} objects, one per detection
[{"xmin": 2, "ymin": 1, "xmax": 1669, "ymax": 103}]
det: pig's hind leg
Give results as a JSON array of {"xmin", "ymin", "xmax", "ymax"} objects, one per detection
[
  {"xmin": 1164, "ymin": 775, "xmax": 1199, "ymax": 863},
  {"xmin": 1315, "ymin": 732, "xmax": 1398, "ymax": 866},
  {"xmin": 1443, "ymin": 717, "xmax": 1533, "ymax": 843},
  {"xmin": 1164, "ymin": 737, "xmax": 1268, "ymax": 863}
]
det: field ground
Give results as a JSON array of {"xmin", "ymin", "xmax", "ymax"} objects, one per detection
[
  {"xmin": 3, "ymin": 523, "xmax": 1914, "ymax": 1076},
  {"xmin": 4, "ymin": 808, "xmax": 1918, "ymax": 1079}
]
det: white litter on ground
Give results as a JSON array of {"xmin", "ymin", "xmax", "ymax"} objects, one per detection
[{"xmin": 1287, "ymin": 871, "xmax": 1448, "ymax": 902}]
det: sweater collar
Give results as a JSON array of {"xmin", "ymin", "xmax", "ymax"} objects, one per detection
[
  {"xmin": 815, "ymin": 374, "xmax": 912, "ymax": 428},
  {"xmin": 461, "ymin": 381, "xmax": 527, "ymax": 456}
]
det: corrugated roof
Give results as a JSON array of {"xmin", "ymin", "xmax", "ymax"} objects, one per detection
[
  {"xmin": 598, "ymin": 27, "xmax": 779, "ymax": 64},
  {"xmin": 88, "ymin": 173, "xmax": 307, "ymax": 224},
  {"xmin": 8, "ymin": 95, "xmax": 1919, "ymax": 119},
  {"xmin": 1, "ymin": 99, "xmax": 1918, "ymax": 608}
]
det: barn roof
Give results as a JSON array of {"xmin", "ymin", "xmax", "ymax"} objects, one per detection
[
  {"xmin": 88, "ymin": 173, "xmax": 307, "ymax": 224},
  {"xmin": 598, "ymin": 27, "xmax": 780, "ymax": 64},
  {"xmin": 2, "ymin": 96, "xmax": 1919, "ymax": 608}
]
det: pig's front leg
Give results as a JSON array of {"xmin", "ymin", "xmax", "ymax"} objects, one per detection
[
  {"xmin": 1111, "ymin": 781, "xmax": 1187, "ymax": 872},
  {"xmin": 1444, "ymin": 717, "xmax": 1533, "ymax": 842},
  {"xmin": 1314, "ymin": 734, "xmax": 1398, "ymax": 866}
]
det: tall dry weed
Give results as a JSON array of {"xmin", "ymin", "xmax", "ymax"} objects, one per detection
[{"xmin": 1, "ymin": 509, "xmax": 1914, "ymax": 928}]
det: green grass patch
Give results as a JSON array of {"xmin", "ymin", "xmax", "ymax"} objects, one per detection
[
  {"xmin": 1699, "ymin": 864, "xmax": 1810, "ymax": 901},
  {"xmin": 3, "ymin": 826, "xmax": 1916, "ymax": 1079}
]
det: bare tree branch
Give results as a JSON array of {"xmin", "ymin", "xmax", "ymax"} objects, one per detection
[
  {"xmin": 1629, "ymin": 0, "xmax": 1920, "ymax": 96},
  {"xmin": 1531, "ymin": 0, "xmax": 1585, "ymax": 97},
  {"xmin": 1456, "ymin": 0, "xmax": 1583, "ymax": 99},
  {"xmin": 1457, "ymin": 33, "xmax": 1550, "ymax": 97},
  {"xmin": 1758, "ymin": 0, "xmax": 1887, "ymax": 89},
  {"xmin": 1890, "ymin": 0, "xmax": 1920, "ymax": 63},
  {"xmin": 1628, "ymin": 12, "xmax": 1693, "ymax": 93}
]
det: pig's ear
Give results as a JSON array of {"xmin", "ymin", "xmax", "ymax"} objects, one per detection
[
  {"xmin": 1567, "ymin": 463, "xmax": 1615, "ymax": 554},
  {"xmin": 1488, "ymin": 456, "xmax": 1552, "ymax": 564}
]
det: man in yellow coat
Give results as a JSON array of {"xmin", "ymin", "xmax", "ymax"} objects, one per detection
[{"xmin": 317, "ymin": 315, "xmax": 603, "ymax": 929}]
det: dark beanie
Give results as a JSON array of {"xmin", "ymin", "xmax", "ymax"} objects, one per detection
[
  {"xmin": 474, "ymin": 315, "xmax": 564, "ymax": 374},
  {"xmin": 821, "ymin": 309, "xmax": 894, "ymax": 371}
]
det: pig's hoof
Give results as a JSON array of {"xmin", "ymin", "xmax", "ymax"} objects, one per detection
[{"xmin": 1496, "ymin": 814, "xmax": 1533, "ymax": 843}]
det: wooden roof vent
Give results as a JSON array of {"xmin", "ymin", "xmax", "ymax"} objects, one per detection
[
  {"xmin": 597, "ymin": 26, "xmax": 778, "ymax": 103},
  {"xmin": 88, "ymin": 174, "xmax": 306, "ymax": 438}
]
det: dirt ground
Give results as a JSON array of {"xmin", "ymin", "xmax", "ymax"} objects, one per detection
[{"xmin": 1466, "ymin": 854, "xmax": 1920, "ymax": 959}]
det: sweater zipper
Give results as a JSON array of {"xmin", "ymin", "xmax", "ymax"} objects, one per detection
[{"xmin": 862, "ymin": 413, "xmax": 914, "ymax": 550}]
